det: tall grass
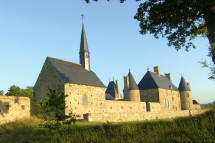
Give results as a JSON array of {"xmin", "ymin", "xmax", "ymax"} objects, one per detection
[{"xmin": 0, "ymin": 110, "xmax": 215, "ymax": 143}]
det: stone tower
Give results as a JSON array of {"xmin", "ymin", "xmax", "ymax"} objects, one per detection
[
  {"xmin": 124, "ymin": 70, "xmax": 140, "ymax": 102},
  {"xmin": 178, "ymin": 76, "xmax": 192, "ymax": 110},
  {"xmin": 80, "ymin": 24, "xmax": 90, "ymax": 71}
]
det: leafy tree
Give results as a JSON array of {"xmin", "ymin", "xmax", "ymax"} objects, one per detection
[
  {"xmin": 6, "ymin": 85, "xmax": 33, "ymax": 98},
  {"xmin": 39, "ymin": 88, "xmax": 67, "ymax": 121},
  {"xmin": 85, "ymin": 0, "xmax": 215, "ymax": 75},
  {"xmin": 134, "ymin": 0, "xmax": 215, "ymax": 64},
  {"xmin": 0, "ymin": 90, "xmax": 3, "ymax": 95},
  {"xmin": 201, "ymin": 61, "xmax": 215, "ymax": 79},
  {"xmin": 6, "ymin": 85, "xmax": 22, "ymax": 97},
  {"xmin": 21, "ymin": 86, "xmax": 33, "ymax": 98}
]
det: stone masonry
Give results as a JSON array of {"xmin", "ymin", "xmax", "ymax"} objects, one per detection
[{"xmin": 0, "ymin": 96, "xmax": 30, "ymax": 124}]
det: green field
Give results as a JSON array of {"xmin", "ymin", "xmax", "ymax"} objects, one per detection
[{"xmin": 0, "ymin": 110, "xmax": 215, "ymax": 143}]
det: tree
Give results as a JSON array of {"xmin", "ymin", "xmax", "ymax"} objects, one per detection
[
  {"xmin": 85, "ymin": 0, "xmax": 215, "ymax": 77},
  {"xmin": 0, "ymin": 90, "xmax": 3, "ymax": 95},
  {"xmin": 134, "ymin": 0, "xmax": 215, "ymax": 64},
  {"xmin": 6, "ymin": 85, "xmax": 22, "ymax": 97},
  {"xmin": 39, "ymin": 88, "xmax": 67, "ymax": 121},
  {"xmin": 6, "ymin": 85, "xmax": 33, "ymax": 98}
]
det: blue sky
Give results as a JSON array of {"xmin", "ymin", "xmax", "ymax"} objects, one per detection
[{"xmin": 0, "ymin": 0, "xmax": 214, "ymax": 103}]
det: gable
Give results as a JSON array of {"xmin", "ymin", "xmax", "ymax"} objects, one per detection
[
  {"xmin": 138, "ymin": 72, "xmax": 158, "ymax": 90},
  {"xmin": 47, "ymin": 57, "xmax": 106, "ymax": 88},
  {"xmin": 34, "ymin": 59, "xmax": 64, "ymax": 90},
  {"xmin": 138, "ymin": 71, "xmax": 178, "ymax": 90}
]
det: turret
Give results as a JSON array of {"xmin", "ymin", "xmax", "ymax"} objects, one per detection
[
  {"xmin": 80, "ymin": 24, "xmax": 90, "ymax": 71},
  {"xmin": 178, "ymin": 76, "xmax": 192, "ymax": 110},
  {"xmin": 124, "ymin": 70, "xmax": 140, "ymax": 102}
]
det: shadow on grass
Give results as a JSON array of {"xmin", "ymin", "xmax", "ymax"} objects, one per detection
[{"xmin": 0, "ymin": 110, "xmax": 215, "ymax": 143}]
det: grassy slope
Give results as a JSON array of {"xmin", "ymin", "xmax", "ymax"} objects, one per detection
[{"xmin": 0, "ymin": 110, "xmax": 215, "ymax": 143}]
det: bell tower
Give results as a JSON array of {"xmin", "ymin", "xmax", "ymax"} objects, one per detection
[{"xmin": 79, "ymin": 23, "xmax": 90, "ymax": 71}]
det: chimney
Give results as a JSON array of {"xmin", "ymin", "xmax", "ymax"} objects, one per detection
[
  {"xmin": 124, "ymin": 76, "xmax": 129, "ymax": 90},
  {"xmin": 165, "ymin": 72, "xmax": 172, "ymax": 81},
  {"xmin": 154, "ymin": 66, "xmax": 160, "ymax": 76},
  {"xmin": 187, "ymin": 82, "xmax": 191, "ymax": 89},
  {"xmin": 116, "ymin": 80, "xmax": 121, "ymax": 99}
]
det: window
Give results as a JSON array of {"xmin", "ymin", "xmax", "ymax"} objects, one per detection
[
  {"xmin": 82, "ymin": 95, "xmax": 87, "ymax": 105},
  {"xmin": 4, "ymin": 103, "xmax": 10, "ymax": 111},
  {"xmin": 144, "ymin": 90, "xmax": 148, "ymax": 96},
  {"xmin": 14, "ymin": 97, "xmax": 19, "ymax": 103},
  {"xmin": 186, "ymin": 93, "xmax": 189, "ymax": 97},
  {"xmin": 21, "ymin": 105, "xmax": 25, "ymax": 110}
]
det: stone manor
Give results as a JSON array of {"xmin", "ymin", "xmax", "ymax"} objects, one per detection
[{"xmin": 32, "ymin": 24, "xmax": 201, "ymax": 122}]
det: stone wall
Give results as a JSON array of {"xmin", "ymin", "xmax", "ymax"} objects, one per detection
[
  {"xmin": 192, "ymin": 104, "xmax": 201, "ymax": 110},
  {"xmin": 0, "ymin": 96, "xmax": 30, "ymax": 124},
  {"xmin": 180, "ymin": 91, "xmax": 193, "ymax": 110},
  {"xmin": 64, "ymin": 83, "xmax": 105, "ymax": 120},
  {"xmin": 158, "ymin": 88, "xmax": 181, "ymax": 111},
  {"xmin": 88, "ymin": 108, "xmax": 205, "ymax": 122},
  {"xmin": 126, "ymin": 90, "xmax": 140, "ymax": 102},
  {"xmin": 140, "ymin": 89, "xmax": 159, "ymax": 102},
  {"xmin": 87, "ymin": 101, "xmax": 162, "ymax": 122}
]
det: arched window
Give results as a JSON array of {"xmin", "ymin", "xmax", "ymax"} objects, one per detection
[{"xmin": 82, "ymin": 95, "xmax": 87, "ymax": 105}]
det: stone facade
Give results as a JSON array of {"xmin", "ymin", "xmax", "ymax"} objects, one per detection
[
  {"xmin": 158, "ymin": 88, "xmax": 181, "ymax": 111},
  {"xmin": 64, "ymin": 83, "xmax": 105, "ymax": 119},
  {"xmin": 140, "ymin": 89, "xmax": 159, "ymax": 102},
  {"xmin": 0, "ymin": 96, "xmax": 30, "ymax": 124},
  {"xmin": 180, "ymin": 91, "xmax": 193, "ymax": 110},
  {"xmin": 32, "ymin": 59, "xmax": 64, "ymax": 114},
  {"xmin": 126, "ymin": 90, "xmax": 141, "ymax": 102}
]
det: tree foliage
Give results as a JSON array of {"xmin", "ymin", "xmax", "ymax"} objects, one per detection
[
  {"xmin": 39, "ymin": 88, "xmax": 67, "ymax": 121},
  {"xmin": 134, "ymin": 0, "xmax": 215, "ymax": 65},
  {"xmin": 6, "ymin": 85, "xmax": 33, "ymax": 98},
  {"xmin": 201, "ymin": 61, "xmax": 215, "ymax": 79},
  {"xmin": 0, "ymin": 90, "xmax": 3, "ymax": 95},
  {"xmin": 85, "ymin": 0, "xmax": 215, "ymax": 67}
]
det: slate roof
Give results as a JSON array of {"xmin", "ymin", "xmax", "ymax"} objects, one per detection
[
  {"xmin": 192, "ymin": 100, "xmax": 200, "ymax": 104},
  {"xmin": 105, "ymin": 81, "xmax": 118, "ymax": 98},
  {"xmin": 178, "ymin": 76, "xmax": 191, "ymax": 91},
  {"xmin": 47, "ymin": 57, "xmax": 105, "ymax": 88},
  {"xmin": 138, "ymin": 71, "xmax": 178, "ymax": 90},
  {"xmin": 80, "ymin": 24, "xmax": 89, "ymax": 53},
  {"xmin": 128, "ymin": 71, "xmax": 139, "ymax": 90}
]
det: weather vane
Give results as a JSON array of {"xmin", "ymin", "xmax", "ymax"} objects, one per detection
[{"xmin": 81, "ymin": 14, "xmax": 85, "ymax": 24}]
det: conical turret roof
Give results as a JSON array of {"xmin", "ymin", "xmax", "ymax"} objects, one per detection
[
  {"xmin": 128, "ymin": 70, "xmax": 139, "ymax": 90},
  {"xmin": 106, "ymin": 81, "xmax": 118, "ymax": 98},
  {"xmin": 178, "ymin": 76, "xmax": 191, "ymax": 91},
  {"xmin": 80, "ymin": 24, "xmax": 89, "ymax": 53}
]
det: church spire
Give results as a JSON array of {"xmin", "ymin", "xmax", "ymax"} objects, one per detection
[
  {"xmin": 80, "ymin": 23, "xmax": 90, "ymax": 71},
  {"xmin": 80, "ymin": 24, "xmax": 89, "ymax": 53}
]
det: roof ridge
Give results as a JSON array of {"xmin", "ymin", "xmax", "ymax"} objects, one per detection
[{"xmin": 47, "ymin": 56, "xmax": 82, "ymax": 66}]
